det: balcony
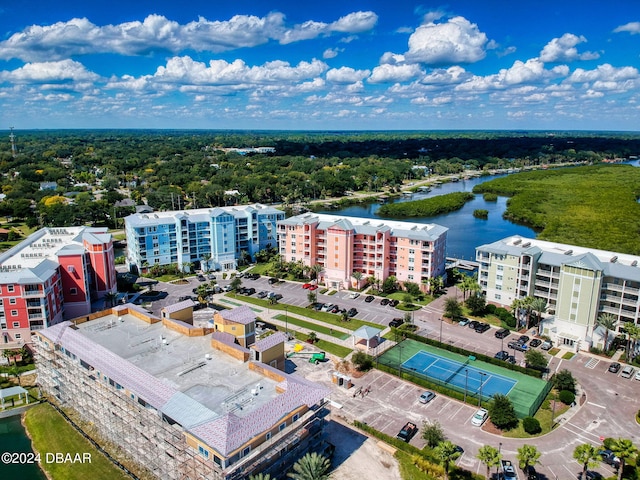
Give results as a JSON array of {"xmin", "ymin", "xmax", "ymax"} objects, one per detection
[
  {"xmin": 23, "ymin": 290, "xmax": 44, "ymax": 297},
  {"xmin": 534, "ymin": 289, "xmax": 557, "ymax": 300}
]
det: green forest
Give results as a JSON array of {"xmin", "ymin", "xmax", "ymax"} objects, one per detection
[
  {"xmin": 0, "ymin": 129, "xmax": 639, "ymax": 236},
  {"xmin": 377, "ymin": 192, "xmax": 474, "ymax": 217},
  {"xmin": 472, "ymin": 164, "xmax": 640, "ymax": 254}
]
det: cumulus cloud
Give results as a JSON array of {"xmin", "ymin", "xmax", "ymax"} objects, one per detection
[
  {"xmin": 323, "ymin": 48, "xmax": 341, "ymax": 59},
  {"xmin": 326, "ymin": 66, "xmax": 370, "ymax": 84},
  {"xmin": 405, "ymin": 16, "xmax": 489, "ymax": 64},
  {"xmin": 614, "ymin": 22, "xmax": 640, "ymax": 34},
  {"xmin": 0, "ymin": 59, "xmax": 100, "ymax": 83},
  {"xmin": 369, "ymin": 63, "xmax": 423, "ymax": 83},
  {"xmin": 279, "ymin": 11, "xmax": 377, "ymax": 44},
  {"xmin": 0, "ymin": 11, "xmax": 377, "ymax": 61},
  {"xmin": 566, "ymin": 63, "xmax": 639, "ymax": 83},
  {"xmin": 539, "ymin": 33, "xmax": 599, "ymax": 63},
  {"xmin": 152, "ymin": 56, "xmax": 328, "ymax": 86},
  {"xmin": 420, "ymin": 66, "xmax": 469, "ymax": 85}
]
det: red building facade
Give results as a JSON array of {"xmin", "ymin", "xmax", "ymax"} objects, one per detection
[{"xmin": 0, "ymin": 227, "xmax": 116, "ymax": 348}]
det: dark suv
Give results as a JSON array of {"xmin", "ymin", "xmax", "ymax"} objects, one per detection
[
  {"xmin": 389, "ymin": 318, "xmax": 404, "ymax": 328},
  {"xmin": 523, "ymin": 466, "xmax": 538, "ymax": 480},
  {"xmin": 495, "ymin": 328, "xmax": 510, "ymax": 339}
]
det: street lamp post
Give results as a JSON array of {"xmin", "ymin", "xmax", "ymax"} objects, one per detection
[
  {"xmin": 464, "ymin": 369, "xmax": 468, "ymax": 403},
  {"xmin": 478, "ymin": 372, "xmax": 487, "ymax": 406},
  {"xmin": 439, "ymin": 317, "xmax": 443, "ymax": 343},
  {"xmin": 499, "ymin": 442, "xmax": 502, "ymax": 454}
]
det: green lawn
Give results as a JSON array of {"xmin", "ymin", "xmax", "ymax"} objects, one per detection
[
  {"xmin": 274, "ymin": 314, "xmax": 350, "ymax": 340},
  {"xmin": 226, "ymin": 293, "xmax": 381, "ymax": 330},
  {"xmin": 288, "ymin": 331, "xmax": 353, "ymax": 358},
  {"xmin": 23, "ymin": 403, "xmax": 131, "ymax": 480}
]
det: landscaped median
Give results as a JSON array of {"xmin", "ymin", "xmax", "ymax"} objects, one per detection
[{"xmin": 224, "ymin": 293, "xmax": 382, "ymax": 330}]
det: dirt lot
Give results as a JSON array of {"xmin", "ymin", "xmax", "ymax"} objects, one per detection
[{"xmin": 325, "ymin": 419, "xmax": 401, "ymax": 480}]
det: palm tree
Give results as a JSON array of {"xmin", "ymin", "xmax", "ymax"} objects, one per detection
[
  {"xmin": 249, "ymin": 474, "xmax": 272, "ymax": 480},
  {"xmin": 8, "ymin": 365, "xmax": 21, "ymax": 386},
  {"xmin": 623, "ymin": 322, "xmax": 640, "ymax": 361},
  {"xmin": 104, "ymin": 291, "xmax": 118, "ymax": 308},
  {"xmin": 200, "ymin": 253, "xmax": 212, "ymax": 272},
  {"xmin": 433, "ymin": 440, "xmax": 462, "ymax": 480},
  {"xmin": 476, "ymin": 445, "xmax": 502, "ymax": 479},
  {"xmin": 610, "ymin": 438, "xmax": 638, "ymax": 480},
  {"xmin": 573, "ymin": 443, "xmax": 600, "ymax": 479},
  {"xmin": 351, "ymin": 271, "xmax": 363, "ymax": 289},
  {"xmin": 307, "ymin": 290, "xmax": 317, "ymax": 305},
  {"xmin": 287, "ymin": 452, "xmax": 331, "ymax": 480},
  {"xmin": 230, "ymin": 276, "xmax": 242, "ymax": 295},
  {"xmin": 516, "ymin": 444, "xmax": 541, "ymax": 471},
  {"xmin": 430, "ymin": 275, "xmax": 444, "ymax": 295},
  {"xmin": 529, "ymin": 297, "xmax": 548, "ymax": 333},
  {"xmin": 596, "ymin": 313, "xmax": 617, "ymax": 351},
  {"xmin": 443, "ymin": 297, "xmax": 462, "ymax": 320},
  {"xmin": 310, "ymin": 264, "xmax": 323, "ymax": 281}
]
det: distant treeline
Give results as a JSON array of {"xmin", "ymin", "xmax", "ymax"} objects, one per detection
[{"xmin": 377, "ymin": 192, "xmax": 474, "ymax": 218}]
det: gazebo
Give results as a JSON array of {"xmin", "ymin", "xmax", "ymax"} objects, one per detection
[
  {"xmin": 352, "ymin": 325, "xmax": 382, "ymax": 352},
  {"xmin": 0, "ymin": 386, "xmax": 29, "ymax": 409}
]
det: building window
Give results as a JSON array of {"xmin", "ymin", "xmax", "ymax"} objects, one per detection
[
  {"xmin": 67, "ymin": 266, "xmax": 75, "ymax": 273},
  {"xmin": 241, "ymin": 446, "xmax": 251, "ymax": 458},
  {"xmin": 9, "ymin": 298, "xmax": 16, "ymax": 304},
  {"xmin": 279, "ymin": 422, "xmax": 286, "ymax": 432},
  {"xmin": 496, "ymin": 285, "xmax": 502, "ymax": 290},
  {"xmin": 265, "ymin": 432, "xmax": 272, "ymax": 441},
  {"xmin": 198, "ymin": 446, "xmax": 209, "ymax": 459},
  {"xmin": 497, "ymin": 265, "xmax": 504, "ymax": 271},
  {"xmin": 11, "ymin": 311, "xmax": 18, "ymax": 317},
  {"xmin": 12, "ymin": 321, "xmax": 19, "ymax": 327},
  {"xmin": 408, "ymin": 275, "xmax": 414, "ymax": 280},
  {"xmin": 7, "ymin": 285, "xmax": 14, "ymax": 293},
  {"xmin": 15, "ymin": 334, "xmax": 21, "ymax": 339},
  {"xmin": 70, "ymin": 288, "xmax": 77, "ymax": 295},
  {"xmin": 495, "ymin": 294, "xmax": 502, "ymax": 300},
  {"xmin": 293, "ymin": 413, "xmax": 299, "ymax": 422}
]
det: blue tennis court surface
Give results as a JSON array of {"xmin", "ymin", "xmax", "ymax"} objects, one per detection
[{"xmin": 403, "ymin": 351, "xmax": 516, "ymax": 398}]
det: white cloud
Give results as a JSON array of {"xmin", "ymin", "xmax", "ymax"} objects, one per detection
[
  {"xmin": 405, "ymin": 16, "xmax": 488, "ymax": 64},
  {"xmin": 323, "ymin": 48, "xmax": 341, "ymax": 59},
  {"xmin": 0, "ymin": 11, "xmax": 377, "ymax": 61},
  {"xmin": 420, "ymin": 66, "xmax": 469, "ymax": 85},
  {"xmin": 614, "ymin": 22, "xmax": 640, "ymax": 34},
  {"xmin": 539, "ymin": 33, "xmax": 599, "ymax": 63},
  {"xmin": 369, "ymin": 63, "xmax": 423, "ymax": 83},
  {"xmin": 152, "ymin": 57, "xmax": 328, "ymax": 86},
  {"xmin": 0, "ymin": 59, "xmax": 99, "ymax": 83},
  {"xmin": 326, "ymin": 66, "xmax": 370, "ymax": 84},
  {"xmin": 566, "ymin": 63, "xmax": 639, "ymax": 83},
  {"xmin": 379, "ymin": 52, "xmax": 406, "ymax": 65},
  {"xmin": 279, "ymin": 11, "xmax": 377, "ymax": 44}
]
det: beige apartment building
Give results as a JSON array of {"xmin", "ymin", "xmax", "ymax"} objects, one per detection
[
  {"xmin": 477, "ymin": 235, "xmax": 640, "ymax": 351},
  {"xmin": 277, "ymin": 213, "xmax": 448, "ymax": 291}
]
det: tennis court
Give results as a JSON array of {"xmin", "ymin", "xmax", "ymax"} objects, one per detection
[
  {"xmin": 377, "ymin": 339, "xmax": 551, "ymax": 417},
  {"xmin": 403, "ymin": 351, "xmax": 517, "ymax": 398}
]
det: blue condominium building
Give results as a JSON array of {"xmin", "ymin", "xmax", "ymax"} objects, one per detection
[{"xmin": 124, "ymin": 204, "xmax": 284, "ymax": 273}]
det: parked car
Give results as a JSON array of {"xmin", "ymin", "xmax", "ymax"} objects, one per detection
[
  {"xmin": 389, "ymin": 299, "xmax": 400, "ymax": 307},
  {"xmin": 518, "ymin": 335, "xmax": 530, "ymax": 344},
  {"xmin": 349, "ymin": 292, "xmax": 360, "ymax": 299},
  {"xmin": 308, "ymin": 285, "xmax": 319, "ymax": 291},
  {"xmin": 321, "ymin": 303, "xmax": 335, "ymax": 312},
  {"xmin": 540, "ymin": 340, "xmax": 552, "ymax": 350},
  {"xmin": 257, "ymin": 291, "xmax": 268, "ymax": 298},
  {"xmin": 529, "ymin": 339, "xmax": 542, "ymax": 348},
  {"xmin": 523, "ymin": 465, "xmax": 538, "ymax": 480},
  {"xmin": 223, "ymin": 285, "xmax": 233, "ymax": 292},
  {"xmin": 506, "ymin": 355, "xmax": 516, "ymax": 364},
  {"xmin": 608, "ymin": 362, "xmax": 621, "ymax": 373},
  {"xmin": 396, "ymin": 422, "xmax": 418, "ymax": 442},
  {"xmin": 197, "ymin": 274, "xmax": 206, "ymax": 281},
  {"xmin": 471, "ymin": 408, "xmax": 488, "ymax": 426},
  {"xmin": 598, "ymin": 449, "xmax": 620, "ymax": 466},
  {"xmin": 635, "ymin": 370, "xmax": 640, "ymax": 381},
  {"xmin": 245, "ymin": 273, "xmax": 260, "ymax": 280},
  {"xmin": 207, "ymin": 274, "xmax": 216, "ymax": 280},
  {"xmin": 302, "ymin": 283, "xmax": 312, "ymax": 289},
  {"xmin": 621, "ymin": 365, "xmax": 635, "ymax": 379},
  {"xmin": 244, "ymin": 287, "xmax": 256, "ymax": 296},
  {"xmin": 500, "ymin": 460, "xmax": 518, "ymax": 480},
  {"xmin": 273, "ymin": 293, "xmax": 283, "ymax": 301},
  {"xmin": 364, "ymin": 295, "xmax": 375, "ymax": 303},
  {"xmin": 313, "ymin": 303, "xmax": 324, "ymax": 311},
  {"xmin": 330, "ymin": 305, "xmax": 341, "ymax": 313},
  {"xmin": 268, "ymin": 277, "xmax": 278, "ymax": 285},
  {"xmin": 236, "ymin": 272, "xmax": 244, "ymax": 278},
  {"xmin": 508, "ymin": 341, "xmax": 528, "ymax": 352},
  {"xmin": 380, "ymin": 298, "xmax": 389, "ymax": 305},
  {"xmin": 389, "ymin": 318, "xmax": 404, "ymax": 328},
  {"xmin": 475, "ymin": 322, "xmax": 491, "ymax": 333},
  {"xmin": 419, "ymin": 391, "xmax": 436, "ymax": 404},
  {"xmin": 467, "ymin": 320, "xmax": 479, "ymax": 330},
  {"xmin": 494, "ymin": 328, "xmax": 510, "ymax": 339},
  {"xmin": 494, "ymin": 351, "xmax": 510, "ymax": 361},
  {"xmin": 347, "ymin": 308, "xmax": 358, "ymax": 317},
  {"xmin": 458, "ymin": 317, "xmax": 470, "ymax": 326}
]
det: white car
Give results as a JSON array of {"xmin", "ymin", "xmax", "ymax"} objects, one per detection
[
  {"xmin": 471, "ymin": 408, "xmax": 488, "ymax": 427},
  {"xmin": 635, "ymin": 370, "xmax": 640, "ymax": 381},
  {"xmin": 348, "ymin": 292, "xmax": 360, "ymax": 299},
  {"xmin": 621, "ymin": 365, "xmax": 635, "ymax": 379}
]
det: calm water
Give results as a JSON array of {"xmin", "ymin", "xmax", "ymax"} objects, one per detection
[
  {"xmin": 0, "ymin": 415, "xmax": 47, "ymax": 480},
  {"xmin": 320, "ymin": 174, "xmax": 537, "ymax": 260}
]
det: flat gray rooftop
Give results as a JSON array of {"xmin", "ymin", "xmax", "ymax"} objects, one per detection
[{"xmin": 78, "ymin": 313, "xmax": 279, "ymax": 417}]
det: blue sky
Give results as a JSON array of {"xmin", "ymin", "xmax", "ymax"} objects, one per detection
[{"xmin": 1, "ymin": 0, "xmax": 639, "ymax": 130}]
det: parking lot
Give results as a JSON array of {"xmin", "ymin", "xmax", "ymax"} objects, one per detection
[{"xmin": 133, "ymin": 273, "xmax": 639, "ymax": 479}]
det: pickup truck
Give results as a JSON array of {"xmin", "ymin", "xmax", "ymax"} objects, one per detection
[{"xmin": 396, "ymin": 422, "xmax": 418, "ymax": 442}]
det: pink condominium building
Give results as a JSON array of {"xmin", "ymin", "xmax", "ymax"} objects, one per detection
[{"xmin": 278, "ymin": 213, "xmax": 448, "ymax": 290}]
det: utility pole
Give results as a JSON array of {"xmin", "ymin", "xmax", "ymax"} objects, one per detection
[{"xmin": 9, "ymin": 127, "xmax": 17, "ymax": 158}]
